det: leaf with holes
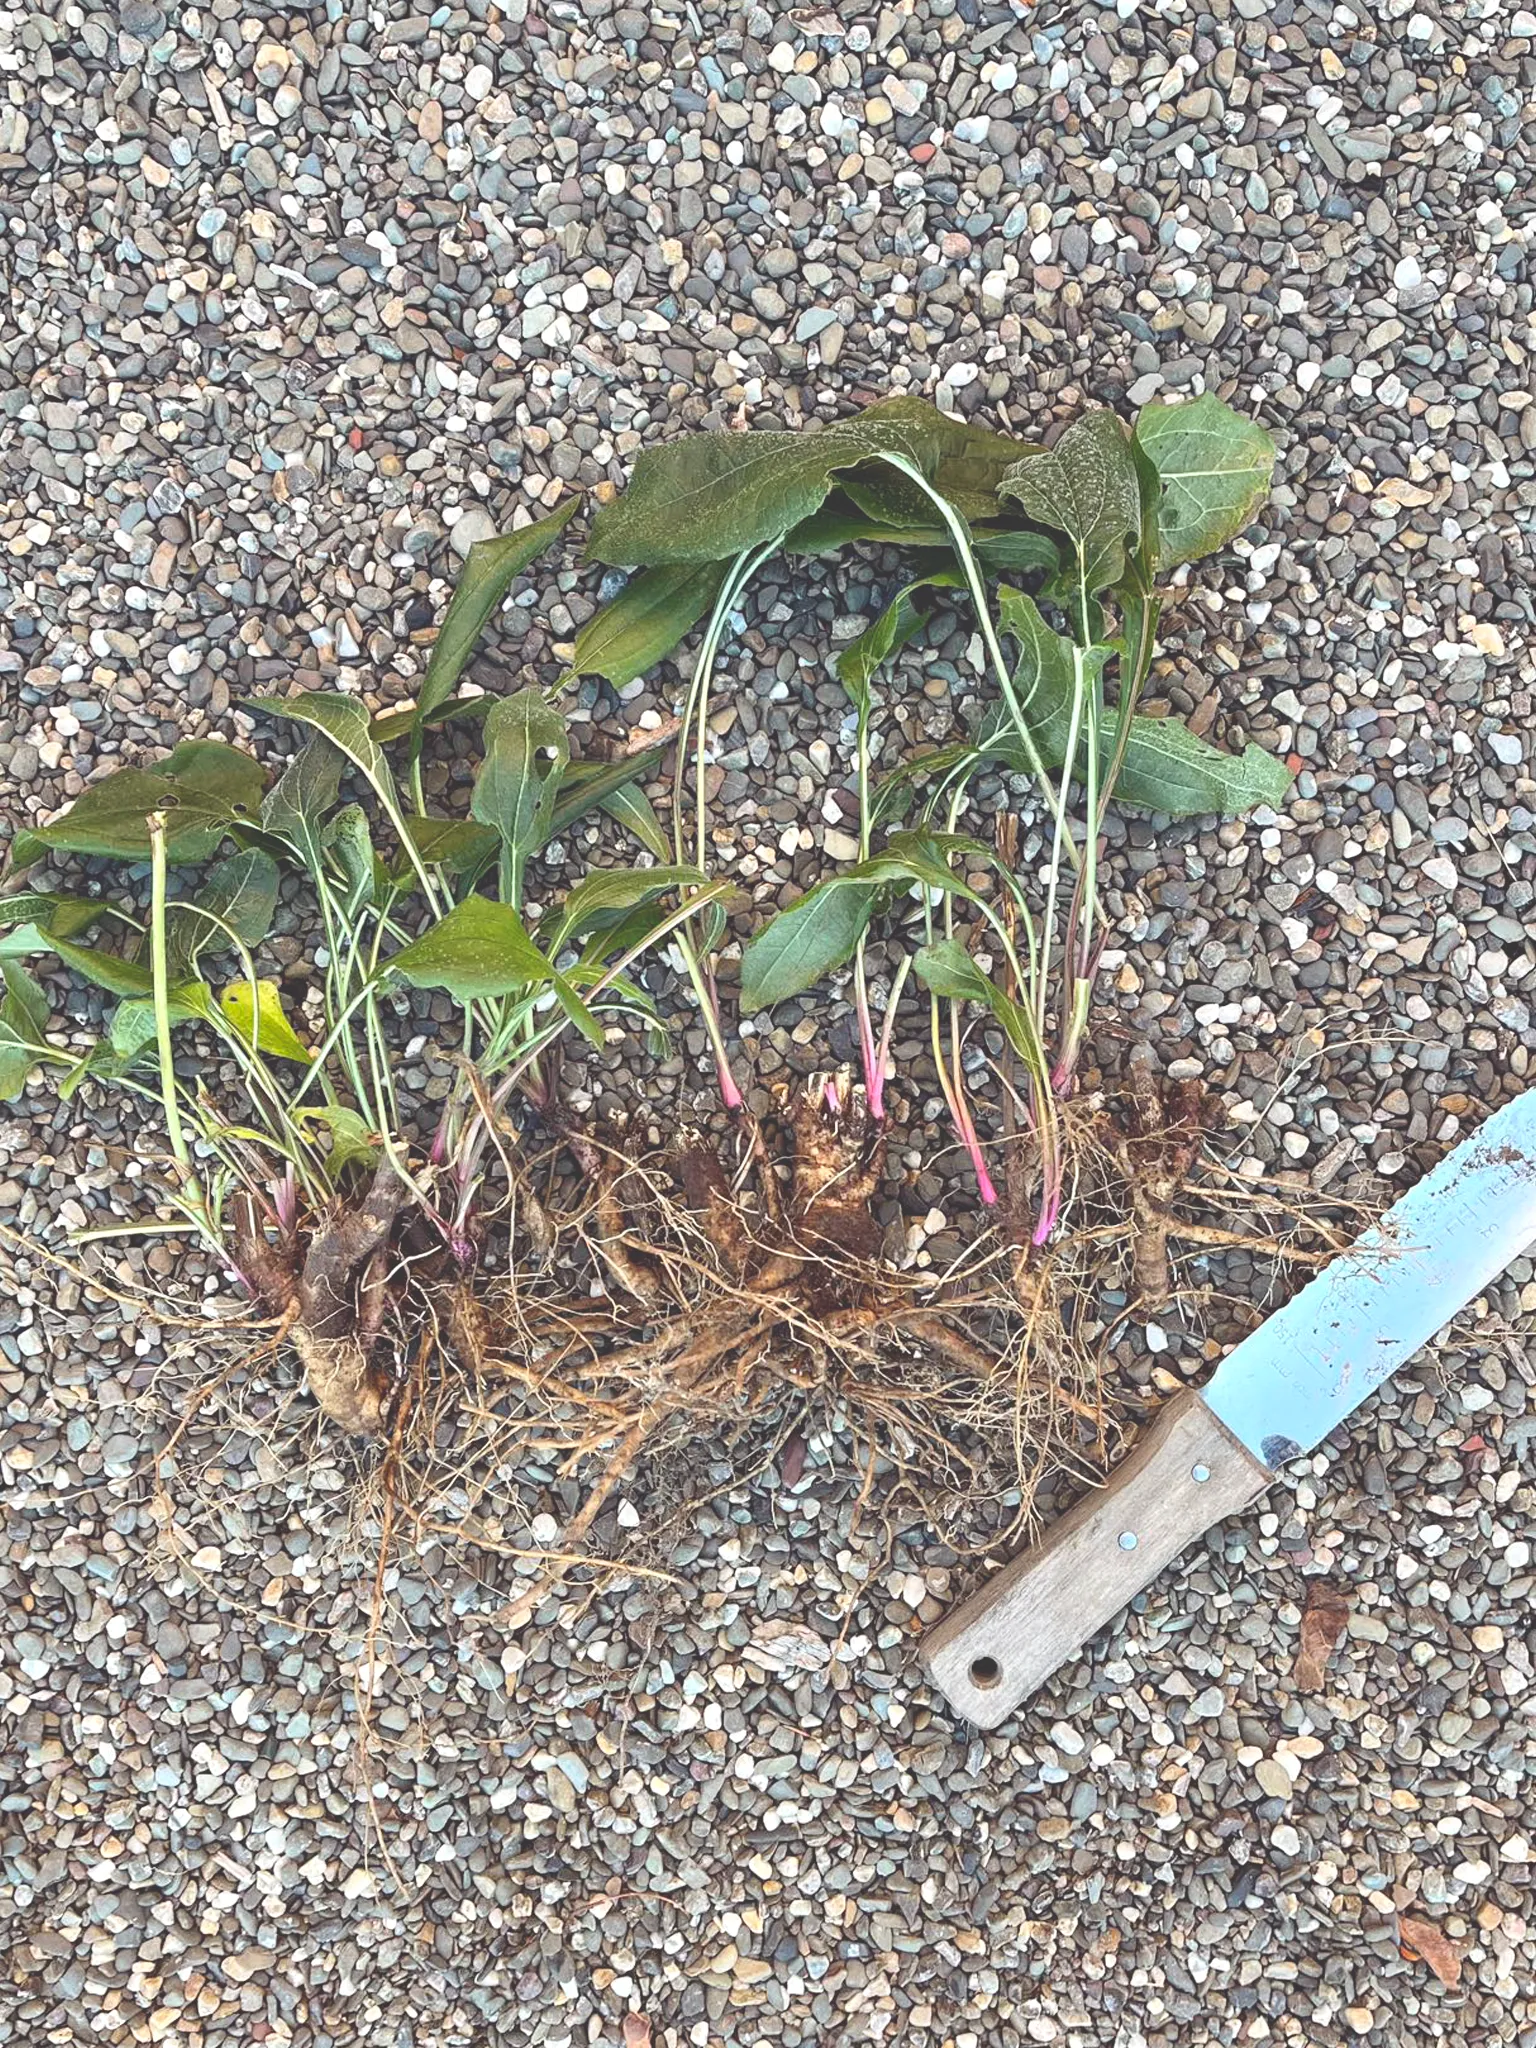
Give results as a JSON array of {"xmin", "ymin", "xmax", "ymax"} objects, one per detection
[
  {"xmin": 471, "ymin": 689, "xmax": 570, "ymax": 898},
  {"xmin": 217, "ymin": 979, "xmax": 315, "ymax": 1063},
  {"xmin": 999, "ymin": 410, "xmax": 1141, "ymax": 629},
  {"xmin": 10, "ymin": 741, "xmax": 265, "ymax": 868}
]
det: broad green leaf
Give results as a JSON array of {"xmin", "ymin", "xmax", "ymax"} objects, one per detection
[
  {"xmin": 387, "ymin": 896, "xmax": 602, "ymax": 1045},
  {"xmin": 0, "ymin": 892, "xmax": 114, "ymax": 942},
  {"xmin": 973, "ymin": 528, "xmax": 1062, "ymax": 579},
  {"xmin": 872, "ymin": 740, "xmax": 988, "ymax": 826},
  {"xmin": 371, "ymin": 694, "xmax": 491, "ymax": 745},
  {"xmin": 217, "ymin": 979, "xmax": 314, "ymax": 1063},
  {"xmin": 550, "ymin": 748, "xmax": 667, "ymax": 838},
  {"xmin": 997, "ymin": 585, "xmax": 1109, "ymax": 743},
  {"xmin": 471, "ymin": 689, "xmax": 570, "ymax": 880},
  {"xmin": 387, "ymin": 895, "xmax": 554, "ymax": 996},
  {"xmin": 545, "ymin": 864, "xmax": 705, "ymax": 947},
  {"xmin": 0, "ymin": 923, "xmax": 56, "ymax": 962},
  {"xmin": 983, "ymin": 590, "xmax": 1289, "ymax": 817},
  {"xmin": 574, "ymin": 902, "xmax": 679, "ymax": 971},
  {"xmin": 294, "ymin": 1105, "xmax": 379, "ymax": 1182},
  {"xmin": 1134, "ymin": 393, "xmax": 1276, "ymax": 571},
  {"xmin": 107, "ymin": 984, "xmax": 213, "ymax": 1060},
  {"xmin": 1091, "ymin": 710, "xmax": 1291, "ymax": 816},
  {"xmin": 695, "ymin": 895, "xmax": 728, "ymax": 958},
  {"xmin": 565, "ymin": 957, "xmax": 662, "ymax": 1024},
  {"xmin": 418, "ymin": 496, "xmax": 579, "ymax": 734},
  {"xmin": 588, "ymin": 395, "xmax": 996, "ymax": 568},
  {"xmin": 784, "ymin": 497, "xmax": 950, "ymax": 555},
  {"xmin": 399, "ymin": 815, "xmax": 500, "ymax": 882},
  {"xmin": 51, "ymin": 936, "xmax": 154, "ymax": 999},
  {"xmin": 258, "ymin": 692, "xmax": 383, "ymax": 788},
  {"xmin": 913, "ymin": 939, "xmax": 1045, "ymax": 1067},
  {"xmin": 3, "ymin": 959, "xmax": 50, "ymax": 1041},
  {"xmin": 840, "ymin": 414, "xmax": 1044, "ymax": 527},
  {"xmin": 740, "ymin": 881, "xmax": 876, "ymax": 1010},
  {"xmin": 260, "ymin": 735, "xmax": 344, "ymax": 870},
  {"xmin": 166, "ymin": 849, "xmax": 280, "ymax": 976},
  {"xmin": 852, "ymin": 830, "xmax": 985, "ymax": 900},
  {"xmin": 0, "ymin": 1041, "xmax": 41, "ymax": 1099},
  {"xmin": 0, "ymin": 962, "xmax": 52, "ymax": 1098},
  {"xmin": 599, "ymin": 781, "xmax": 669, "ymax": 861},
  {"xmin": 322, "ymin": 804, "xmax": 378, "ymax": 914},
  {"xmin": 565, "ymin": 562, "xmax": 727, "ymax": 688},
  {"xmin": 9, "ymin": 742, "xmax": 264, "ymax": 868},
  {"xmin": 999, "ymin": 411, "xmax": 1140, "ymax": 630},
  {"xmin": 836, "ymin": 573, "xmax": 958, "ymax": 714},
  {"xmin": 1113, "ymin": 439, "xmax": 1165, "ymax": 692}
]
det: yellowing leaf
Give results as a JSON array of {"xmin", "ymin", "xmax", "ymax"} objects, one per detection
[{"xmin": 218, "ymin": 980, "xmax": 314, "ymax": 1063}]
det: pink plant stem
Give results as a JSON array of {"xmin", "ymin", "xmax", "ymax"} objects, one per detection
[
  {"xmin": 945, "ymin": 1072, "xmax": 997, "ymax": 1206},
  {"xmin": 860, "ymin": 1010, "xmax": 883, "ymax": 1120},
  {"xmin": 702, "ymin": 957, "xmax": 745, "ymax": 1111}
]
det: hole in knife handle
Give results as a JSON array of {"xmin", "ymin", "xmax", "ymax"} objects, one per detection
[{"xmin": 968, "ymin": 1655, "xmax": 1002, "ymax": 1691}]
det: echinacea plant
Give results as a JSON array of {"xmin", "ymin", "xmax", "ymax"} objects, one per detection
[
  {"xmin": 584, "ymin": 391, "xmax": 1286, "ymax": 1239},
  {"xmin": 2, "ymin": 386, "xmax": 1287, "ymax": 1449}
]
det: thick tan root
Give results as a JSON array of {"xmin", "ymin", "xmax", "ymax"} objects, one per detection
[{"xmin": 290, "ymin": 1328, "xmax": 390, "ymax": 1438}]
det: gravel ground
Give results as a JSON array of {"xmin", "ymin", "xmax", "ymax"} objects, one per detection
[{"xmin": 5, "ymin": 1, "xmax": 1536, "ymax": 2042}]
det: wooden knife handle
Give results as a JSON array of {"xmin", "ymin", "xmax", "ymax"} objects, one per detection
[{"xmin": 920, "ymin": 1392, "xmax": 1272, "ymax": 1727}]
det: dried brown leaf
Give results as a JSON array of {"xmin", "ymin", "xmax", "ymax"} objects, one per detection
[
  {"xmin": 1399, "ymin": 1912, "xmax": 1462, "ymax": 1990},
  {"xmin": 1293, "ymin": 1581, "xmax": 1352, "ymax": 1691}
]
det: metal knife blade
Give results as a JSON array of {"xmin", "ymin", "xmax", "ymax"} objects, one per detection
[
  {"xmin": 1204, "ymin": 1088, "xmax": 1536, "ymax": 1470},
  {"xmin": 921, "ymin": 1092, "xmax": 1536, "ymax": 1726}
]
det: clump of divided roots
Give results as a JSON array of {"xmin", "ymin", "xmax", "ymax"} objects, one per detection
[{"xmin": 217, "ymin": 1061, "xmax": 1341, "ymax": 1598}]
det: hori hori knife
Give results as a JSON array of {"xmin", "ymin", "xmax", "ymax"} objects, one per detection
[{"xmin": 921, "ymin": 1091, "xmax": 1536, "ymax": 1727}]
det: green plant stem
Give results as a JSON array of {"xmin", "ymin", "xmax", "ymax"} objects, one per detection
[
  {"xmin": 871, "ymin": 951, "xmax": 911, "ymax": 1113},
  {"xmin": 666, "ymin": 537, "xmax": 778, "ymax": 1108},
  {"xmin": 1053, "ymin": 579, "xmax": 1158, "ymax": 1089},
  {"xmin": 851, "ymin": 673, "xmax": 883, "ymax": 1108},
  {"xmin": 147, "ymin": 814, "xmax": 215, "ymax": 1244},
  {"xmin": 871, "ymin": 453, "xmax": 1069, "ymax": 831}
]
